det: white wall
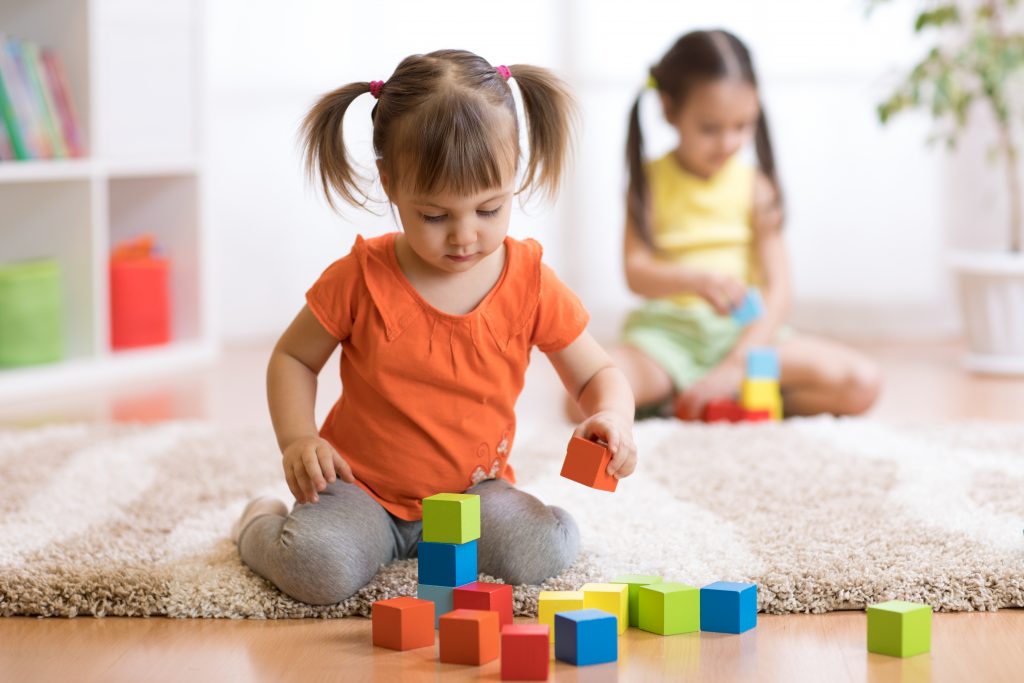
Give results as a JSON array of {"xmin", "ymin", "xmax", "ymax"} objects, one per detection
[{"xmin": 205, "ymin": 0, "xmax": 975, "ymax": 343}]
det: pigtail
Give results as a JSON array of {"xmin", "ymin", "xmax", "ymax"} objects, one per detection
[
  {"xmin": 754, "ymin": 106, "xmax": 784, "ymax": 214},
  {"xmin": 300, "ymin": 82, "xmax": 373, "ymax": 211},
  {"xmin": 625, "ymin": 91, "xmax": 653, "ymax": 248},
  {"xmin": 506, "ymin": 64, "xmax": 577, "ymax": 202}
]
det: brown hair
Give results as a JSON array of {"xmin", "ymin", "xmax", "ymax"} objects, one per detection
[
  {"xmin": 301, "ymin": 49, "xmax": 576, "ymax": 211},
  {"xmin": 626, "ymin": 30, "xmax": 783, "ymax": 248}
]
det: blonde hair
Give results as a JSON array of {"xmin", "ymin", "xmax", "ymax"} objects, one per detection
[{"xmin": 301, "ymin": 49, "xmax": 577, "ymax": 210}]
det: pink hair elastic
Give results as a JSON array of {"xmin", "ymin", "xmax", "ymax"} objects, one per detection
[
  {"xmin": 369, "ymin": 80, "xmax": 384, "ymax": 99},
  {"xmin": 495, "ymin": 65, "xmax": 511, "ymax": 80}
]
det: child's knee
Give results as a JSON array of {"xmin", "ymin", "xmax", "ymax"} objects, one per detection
[
  {"xmin": 273, "ymin": 536, "xmax": 371, "ymax": 605},
  {"xmin": 479, "ymin": 501, "xmax": 580, "ymax": 585},
  {"xmin": 839, "ymin": 357, "xmax": 882, "ymax": 415}
]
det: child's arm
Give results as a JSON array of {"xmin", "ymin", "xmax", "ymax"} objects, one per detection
[
  {"xmin": 547, "ymin": 331, "xmax": 637, "ymax": 479},
  {"xmin": 267, "ymin": 305, "xmax": 355, "ymax": 503},
  {"xmin": 622, "ymin": 215, "xmax": 747, "ymax": 313},
  {"xmin": 721, "ymin": 172, "xmax": 790, "ymax": 364}
]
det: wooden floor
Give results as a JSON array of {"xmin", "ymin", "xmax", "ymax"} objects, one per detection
[{"xmin": 2, "ymin": 339, "xmax": 1023, "ymax": 683}]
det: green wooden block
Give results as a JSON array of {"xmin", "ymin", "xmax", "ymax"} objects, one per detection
[
  {"xmin": 867, "ymin": 600, "xmax": 932, "ymax": 658},
  {"xmin": 639, "ymin": 582, "xmax": 699, "ymax": 636},
  {"xmin": 422, "ymin": 493, "xmax": 480, "ymax": 544},
  {"xmin": 611, "ymin": 574, "xmax": 662, "ymax": 627}
]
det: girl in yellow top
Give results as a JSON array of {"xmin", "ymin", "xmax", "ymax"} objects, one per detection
[{"xmin": 616, "ymin": 30, "xmax": 881, "ymax": 419}]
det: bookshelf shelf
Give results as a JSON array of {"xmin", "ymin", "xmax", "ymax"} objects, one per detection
[{"xmin": 0, "ymin": 0, "xmax": 211, "ymax": 402}]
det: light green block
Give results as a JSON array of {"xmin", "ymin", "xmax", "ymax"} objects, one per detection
[
  {"xmin": 538, "ymin": 590, "xmax": 584, "ymax": 642},
  {"xmin": 611, "ymin": 574, "xmax": 662, "ymax": 627},
  {"xmin": 422, "ymin": 493, "xmax": 480, "ymax": 543},
  {"xmin": 639, "ymin": 582, "xmax": 699, "ymax": 635},
  {"xmin": 867, "ymin": 600, "xmax": 932, "ymax": 658},
  {"xmin": 581, "ymin": 583, "xmax": 629, "ymax": 634}
]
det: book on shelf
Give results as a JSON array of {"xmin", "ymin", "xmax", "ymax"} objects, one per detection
[{"xmin": 0, "ymin": 34, "xmax": 84, "ymax": 161}]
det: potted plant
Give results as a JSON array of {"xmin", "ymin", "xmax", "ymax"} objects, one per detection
[{"xmin": 875, "ymin": 0, "xmax": 1024, "ymax": 374}]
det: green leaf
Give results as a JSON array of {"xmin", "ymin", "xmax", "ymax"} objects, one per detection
[{"xmin": 915, "ymin": 5, "xmax": 961, "ymax": 32}]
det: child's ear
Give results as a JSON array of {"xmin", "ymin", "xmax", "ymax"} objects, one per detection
[{"xmin": 659, "ymin": 93, "xmax": 677, "ymax": 122}]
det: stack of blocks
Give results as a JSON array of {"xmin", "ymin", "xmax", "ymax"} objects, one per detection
[{"xmin": 740, "ymin": 347, "xmax": 782, "ymax": 422}]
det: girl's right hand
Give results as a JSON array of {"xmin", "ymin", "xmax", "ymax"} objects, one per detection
[
  {"xmin": 696, "ymin": 272, "xmax": 747, "ymax": 316},
  {"xmin": 281, "ymin": 436, "xmax": 355, "ymax": 504}
]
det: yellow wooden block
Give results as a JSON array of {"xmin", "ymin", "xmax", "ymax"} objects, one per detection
[
  {"xmin": 537, "ymin": 590, "xmax": 584, "ymax": 642},
  {"xmin": 581, "ymin": 583, "xmax": 629, "ymax": 634},
  {"xmin": 741, "ymin": 379, "xmax": 782, "ymax": 420}
]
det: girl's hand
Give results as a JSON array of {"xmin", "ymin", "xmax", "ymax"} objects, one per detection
[
  {"xmin": 573, "ymin": 411, "xmax": 638, "ymax": 480},
  {"xmin": 695, "ymin": 272, "xmax": 747, "ymax": 316},
  {"xmin": 281, "ymin": 436, "xmax": 355, "ymax": 504},
  {"xmin": 675, "ymin": 360, "xmax": 744, "ymax": 420}
]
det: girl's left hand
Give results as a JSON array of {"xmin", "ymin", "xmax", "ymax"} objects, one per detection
[
  {"xmin": 573, "ymin": 411, "xmax": 638, "ymax": 480},
  {"xmin": 675, "ymin": 361, "xmax": 744, "ymax": 420}
]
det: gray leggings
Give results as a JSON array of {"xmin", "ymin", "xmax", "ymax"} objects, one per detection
[{"xmin": 238, "ymin": 478, "xmax": 581, "ymax": 605}]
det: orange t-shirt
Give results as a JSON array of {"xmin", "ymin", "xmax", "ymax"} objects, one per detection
[{"xmin": 305, "ymin": 232, "xmax": 589, "ymax": 521}]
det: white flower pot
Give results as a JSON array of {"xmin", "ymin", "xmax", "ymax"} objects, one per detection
[{"xmin": 948, "ymin": 249, "xmax": 1024, "ymax": 375}]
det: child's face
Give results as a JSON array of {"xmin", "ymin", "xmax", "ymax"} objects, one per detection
[
  {"xmin": 663, "ymin": 79, "xmax": 760, "ymax": 178},
  {"xmin": 389, "ymin": 181, "xmax": 514, "ymax": 274}
]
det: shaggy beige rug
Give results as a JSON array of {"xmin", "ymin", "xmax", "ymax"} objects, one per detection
[{"xmin": 1, "ymin": 418, "xmax": 1022, "ymax": 618}]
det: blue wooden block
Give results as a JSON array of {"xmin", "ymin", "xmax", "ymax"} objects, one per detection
[
  {"xmin": 554, "ymin": 609, "xmax": 618, "ymax": 666},
  {"xmin": 700, "ymin": 582, "xmax": 757, "ymax": 634},
  {"xmin": 418, "ymin": 540, "xmax": 477, "ymax": 587},
  {"xmin": 417, "ymin": 583, "xmax": 455, "ymax": 628},
  {"xmin": 746, "ymin": 347, "xmax": 779, "ymax": 380},
  {"xmin": 731, "ymin": 288, "xmax": 763, "ymax": 325}
]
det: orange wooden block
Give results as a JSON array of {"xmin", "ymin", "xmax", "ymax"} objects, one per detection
[
  {"xmin": 371, "ymin": 596, "xmax": 435, "ymax": 651},
  {"xmin": 439, "ymin": 608, "xmax": 501, "ymax": 665},
  {"xmin": 453, "ymin": 581, "xmax": 514, "ymax": 627},
  {"xmin": 501, "ymin": 624, "xmax": 550, "ymax": 680},
  {"xmin": 560, "ymin": 436, "xmax": 617, "ymax": 492},
  {"xmin": 743, "ymin": 408, "xmax": 772, "ymax": 422}
]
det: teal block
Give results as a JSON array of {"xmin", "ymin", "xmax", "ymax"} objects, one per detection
[
  {"xmin": 422, "ymin": 493, "xmax": 480, "ymax": 544},
  {"xmin": 611, "ymin": 574, "xmax": 662, "ymax": 627},
  {"xmin": 867, "ymin": 600, "xmax": 932, "ymax": 658},
  {"xmin": 746, "ymin": 347, "xmax": 779, "ymax": 379},
  {"xmin": 731, "ymin": 288, "xmax": 763, "ymax": 325},
  {"xmin": 417, "ymin": 583, "xmax": 455, "ymax": 628}
]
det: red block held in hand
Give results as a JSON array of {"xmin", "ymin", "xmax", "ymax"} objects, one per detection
[{"xmin": 560, "ymin": 436, "xmax": 617, "ymax": 492}]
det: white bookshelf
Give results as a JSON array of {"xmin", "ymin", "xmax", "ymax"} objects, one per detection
[{"xmin": 0, "ymin": 0, "xmax": 215, "ymax": 401}]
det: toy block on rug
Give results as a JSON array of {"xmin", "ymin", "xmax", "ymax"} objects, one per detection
[
  {"xmin": 453, "ymin": 581, "xmax": 514, "ymax": 627},
  {"xmin": 699, "ymin": 398, "xmax": 746, "ymax": 423},
  {"xmin": 581, "ymin": 582, "xmax": 629, "ymax": 634},
  {"xmin": 740, "ymin": 378, "xmax": 782, "ymax": 421},
  {"xmin": 746, "ymin": 347, "xmax": 779, "ymax": 380},
  {"xmin": 422, "ymin": 492, "xmax": 480, "ymax": 544},
  {"xmin": 867, "ymin": 600, "xmax": 932, "ymax": 658},
  {"xmin": 560, "ymin": 436, "xmax": 617, "ymax": 492},
  {"xmin": 555, "ymin": 609, "xmax": 618, "ymax": 666},
  {"xmin": 731, "ymin": 287, "xmax": 763, "ymax": 325},
  {"xmin": 416, "ymin": 583, "xmax": 454, "ymax": 628},
  {"xmin": 700, "ymin": 582, "xmax": 757, "ymax": 634},
  {"xmin": 439, "ymin": 608, "xmax": 501, "ymax": 665},
  {"xmin": 538, "ymin": 590, "xmax": 585, "ymax": 642},
  {"xmin": 418, "ymin": 539, "xmax": 478, "ymax": 586},
  {"xmin": 371, "ymin": 596, "xmax": 435, "ymax": 650},
  {"xmin": 501, "ymin": 624, "xmax": 550, "ymax": 681},
  {"xmin": 610, "ymin": 575, "xmax": 662, "ymax": 627},
  {"xmin": 743, "ymin": 408, "xmax": 772, "ymax": 422},
  {"xmin": 639, "ymin": 582, "xmax": 700, "ymax": 635}
]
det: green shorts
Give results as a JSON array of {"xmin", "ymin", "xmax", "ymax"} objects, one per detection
[{"xmin": 621, "ymin": 300, "xmax": 791, "ymax": 392}]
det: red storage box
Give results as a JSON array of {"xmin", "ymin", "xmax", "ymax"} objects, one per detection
[{"xmin": 110, "ymin": 257, "xmax": 170, "ymax": 350}]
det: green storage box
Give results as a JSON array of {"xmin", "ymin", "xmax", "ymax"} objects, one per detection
[{"xmin": 0, "ymin": 259, "xmax": 65, "ymax": 367}]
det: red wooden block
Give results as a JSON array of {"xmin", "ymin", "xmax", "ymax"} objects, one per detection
[
  {"xmin": 743, "ymin": 408, "xmax": 772, "ymax": 422},
  {"xmin": 371, "ymin": 596, "xmax": 435, "ymax": 650},
  {"xmin": 439, "ymin": 608, "xmax": 501, "ymax": 665},
  {"xmin": 453, "ymin": 581, "xmax": 514, "ymax": 627},
  {"xmin": 501, "ymin": 624, "xmax": 550, "ymax": 680},
  {"xmin": 560, "ymin": 436, "xmax": 618, "ymax": 492},
  {"xmin": 699, "ymin": 398, "xmax": 746, "ymax": 423}
]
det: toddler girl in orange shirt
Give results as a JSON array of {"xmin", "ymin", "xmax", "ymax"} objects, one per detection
[{"xmin": 231, "ymin": 50, "xmax": 637, "ymax": 605}]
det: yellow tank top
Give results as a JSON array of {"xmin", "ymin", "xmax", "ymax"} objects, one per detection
[{"xmin": 648, "ymin": 152, "xmax": 755, "ymax": 308}]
